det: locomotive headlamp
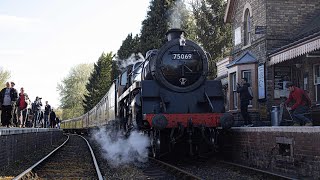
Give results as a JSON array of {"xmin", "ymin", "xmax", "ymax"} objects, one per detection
[{"xmin": 152, "ymin": 114, "xmax": 168, "ymax": 130}]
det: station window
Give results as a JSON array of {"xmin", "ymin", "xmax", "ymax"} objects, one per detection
[
  {"xmin": 242, "ymin": 70, "xmax": 252, "ymax": 85},
  {"xmin": 314, "ymin": 64, "xmax": 320, "ymax": 103},
  {"xmin": 242, "ymin": 70, "xmax": 252, "ymax": 106},
  {"xmin": 231, "ymin": 73, "xmax": 238, "ymax": 109},
  {"xmin": 244, "ymin": 8, "xmax": 251, "ymax": 46}
]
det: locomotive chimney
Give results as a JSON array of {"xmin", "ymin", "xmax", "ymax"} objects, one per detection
[{"xmin": 166, "ymin": 28, "xmax": 185, "ymax": 41}]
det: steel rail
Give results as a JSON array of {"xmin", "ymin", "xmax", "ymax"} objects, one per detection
[
  {"xmin": 13, "ymin": 134, "xmax": 103, "ymax": 180},
  {"xmin": 149, "ymin": 157, "xmax": 202, "ymax": 180},
  {"xmin": 13, "ymin": 135, "xmax": 70, "ymax": 180},
  {"xmin": 220, "ymin": 160, "xmax": 298, "ymax": 180},
  {"xmin": 76, "ymin": 134, "xmax": 103, "ymax": 180}
]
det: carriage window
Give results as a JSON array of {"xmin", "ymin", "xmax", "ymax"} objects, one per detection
[{"xmin": 120, "ymin": 71, "xmax": 127, "ymax": 86}]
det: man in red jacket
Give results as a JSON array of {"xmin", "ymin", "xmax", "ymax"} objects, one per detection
[{"xmin": 285, "ymin": 82, "xmax": 312, "ymax": 126}]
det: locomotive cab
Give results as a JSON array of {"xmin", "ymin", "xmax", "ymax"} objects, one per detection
[
  {"xmin": 130, "ymin": 61, "xmax": 143, "ymax": 84},
  {"xmin": 142, "ymin": 49, "xmax": 158, "ymax": 80}
]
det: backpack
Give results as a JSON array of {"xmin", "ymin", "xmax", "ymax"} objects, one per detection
[
  {"xmin": 248, "ymin": 87, "xmax": 253, "ymax": 100},
  {"xmin": 31, "ymin": 102, "xmax": 36, "ymax": 113}
]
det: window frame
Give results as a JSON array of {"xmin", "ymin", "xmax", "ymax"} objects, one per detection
[
  {"xmin": 242, "ymin": 70, "xmax": 253, "ymax": 107},
  {"xmin": 314, "ymin": 64, "xmax": 320, "ymax": 85},
  {"xmin": 313, "ymin": 64, "xmax": 320, "ymax": 103},
  {"xmin": 231, "ymin": 73, "xmax": 238, "ymax": 110},
  {"xmin": 243, "ymin": 8, "xmax": 251, "ymax": 46}
]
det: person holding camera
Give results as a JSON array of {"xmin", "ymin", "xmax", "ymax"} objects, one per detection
[{"xmin": 237, "ymin": 78, "xmax": 253, "ymax": 127}]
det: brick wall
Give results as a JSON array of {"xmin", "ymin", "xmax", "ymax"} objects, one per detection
[
  {"xmin": 0, "ymin": 129, "xmax": 63, "ymax": 170},
  {"xmin": 266, "ymin": 0, "xmax": 320, "ymax": 51},
  {"xmin": 220, "ymin": 127, "xmax": 320, "ymax": 179},
  {"xmin": 231, "ymin": 0, "xmax": 267, "ymax": 51}
]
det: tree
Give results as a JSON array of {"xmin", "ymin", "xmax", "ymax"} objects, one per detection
[
  {"xmin": 139, "ymin": 0, "xmax": 196, "ymax": 55},
  {"xmin": 117, "ymin": 33, "xmax": 140, "ymax": 60},
  {"xmin": 0, "ymin": 67, "xmax": 11, "ymax": 88},
  {"xmin": 83, "ymin": 52, "xmax": 115, "ymax": 112},
  {"xmin": 139, "ymin": 0, "xmax": 173, "ymax": 55},
  {"xmin": 57, "ymin": 63, "xmax": 93, "ymax": 119},
  {"xmin": 192, "ymin": 0, "xmax": 232, "ymax": 77}
]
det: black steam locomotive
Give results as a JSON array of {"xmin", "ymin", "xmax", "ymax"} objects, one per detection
[{"xmin": 61, "ymin": 29, "xmax": 233, "ymax": 157}]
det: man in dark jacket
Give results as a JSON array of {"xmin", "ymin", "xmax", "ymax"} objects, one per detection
[
  {"xmin": 44, "ymin": 101, "xmax": 51, "ymax": 128},
  {"xmin": 10, "ymin": 82, "xmax": 18, "ymax": 127},
  {"xmin": 32, "ymin": 97, "xmax": 42, "ymax": 128},
  {"xmin": 0, "ymin": 82, "xmax": 16, "ymax": 127},
  {"xmin": 49, "ymin": 109, "xmax": 56, "ymax": 128},
  {"xmin": 237, "ymin": 78, "xmax": 253, "ymax": 126}
]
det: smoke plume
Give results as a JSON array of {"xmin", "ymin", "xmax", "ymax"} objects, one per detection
[
  {"xmin": 92, "ymin": 128, "xmax": 150, "ymax": 167},
  {"xmin": 115, "ymin": 53, "xmax": 144, "ymax": 71},
  {"xmin": 169, "ymin": 0, "xmax": 187, "ymax": 29}
]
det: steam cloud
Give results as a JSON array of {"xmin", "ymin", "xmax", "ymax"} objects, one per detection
[
  {"xmin": 169, "ymin": 0, "xmax": 188, "ymax": 29},
  {"xmin": 93, "ymin": 128, "xmax": 150, "ymax": 167},
  {"xmin": 115, "ymin": 53, "xmax": 145, "ymax": 70}
]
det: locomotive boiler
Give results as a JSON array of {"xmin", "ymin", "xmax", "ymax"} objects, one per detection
[{"xmin": 61, "ymin": 28, "xmax": 233, "ymax": 158}]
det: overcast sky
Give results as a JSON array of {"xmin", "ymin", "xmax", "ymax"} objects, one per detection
[{"xmin": 0, "ymin": 0, "xmax": 150, "ymax": 108}]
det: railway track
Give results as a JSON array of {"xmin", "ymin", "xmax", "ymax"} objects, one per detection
[
  {"xmin": 160, "ymin": 154, "xmax": 296, "ymax": 180},
  {"xmin": 13, "ymin": 134, "xmax": 103, "ymax": 180},
  {"xmin": 218, "ymin": 160, "xmax": 297, "ymax": 180},
  {"xmin": 145, "ymin": 157, "xmax": 202, "ymax": 180}
]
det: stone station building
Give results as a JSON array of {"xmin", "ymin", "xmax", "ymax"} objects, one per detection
[{"xmin": 218, "ymin": 0, "xmax": 320, "ymax": 125}]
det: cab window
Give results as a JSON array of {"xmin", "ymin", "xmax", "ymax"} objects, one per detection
[{"xmin": 120, "ymin": 71, "xmax": 127, "ymax": 86}]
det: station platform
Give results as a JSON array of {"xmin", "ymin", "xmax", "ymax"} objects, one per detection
[
  {"xmin": 221, "ymin": 126, "xmax": 320, "ymax": 179},
  {"xmin": 0, "ymin": 127, "xmax": 61, "ymax": 135},
  {"xmin": 0, "ymin": 127, "xmax": 63, "ymax": 171}
]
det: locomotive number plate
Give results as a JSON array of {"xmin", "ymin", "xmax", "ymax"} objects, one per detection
[{"xmin": 172, "ymin": 53, "xmax": 193, "ymax": 60}]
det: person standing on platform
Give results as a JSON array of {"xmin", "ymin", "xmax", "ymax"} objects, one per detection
[
  {"xmin": 237, "ymin": 78, "xmax": 253, "ymax": 127},
  {"xmin": 44, "ymin": 101, "xmax": 51, "ymax": 128},
  {"xmin": 32, "ymin": 97, "xmax": 42, "ymax": 128},
  {"xmin": 49, "ymin": 109, "xmax": 56, "ymax": 128},
  {"xmin": 17, "ymin": 87, "xmax": 30, "ymax": 128},
  {"xmin": 0, "ymin": 82, "xmax": 15, "ymax": 127},
  {"xmin": 285, "ymin": 82, "xmax": 312, "ymax": 126},
  {"xmin": 56, "ymin": 116, "xmax": 60, "ymax": 129},
  {"xmin": 10, "ymin": 82, "xmax": 18, "ymax": 127}
]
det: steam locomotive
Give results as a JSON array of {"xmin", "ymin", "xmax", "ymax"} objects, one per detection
[{"xmin": 61, "ymin": 29, "xmax": 233, "ymax": 157}]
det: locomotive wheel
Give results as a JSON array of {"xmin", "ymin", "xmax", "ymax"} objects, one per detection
[{"xmin": 150, "ymin": 130, "xmax": 161, "ymax": 158}]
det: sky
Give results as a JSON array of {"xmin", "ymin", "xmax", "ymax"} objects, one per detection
[{"xmin": 0, "ymin": 0, "xmax": 151, "ymax": 108}]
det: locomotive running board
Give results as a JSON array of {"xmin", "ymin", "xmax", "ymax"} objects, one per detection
[{"xmin": 117, "ymin": 81, "xmax": 141, "ymax": 103}]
